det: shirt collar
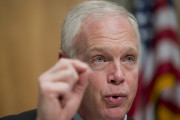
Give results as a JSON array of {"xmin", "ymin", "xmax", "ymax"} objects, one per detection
[
  {"xmin": 74, "ymin": 113, "xmax": 127, "ymax": 120},
  {"xmin": 74, "ymin": 113, "xmax": 83, "ymax": 120}
]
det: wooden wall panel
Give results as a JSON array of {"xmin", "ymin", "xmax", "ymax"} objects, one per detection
[{"xmin": 0, "ymin": 0, "xmax": 86, "ymax": 117}]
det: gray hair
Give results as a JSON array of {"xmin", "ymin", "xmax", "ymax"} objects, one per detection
[{"xmin": 61, "ymin": 0, "xmax": 141, "ymax": 58}]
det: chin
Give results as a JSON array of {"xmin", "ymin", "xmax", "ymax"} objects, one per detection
[{"xmin": 104, "ymin": 107, "xmax": 126, "ymax": 120}]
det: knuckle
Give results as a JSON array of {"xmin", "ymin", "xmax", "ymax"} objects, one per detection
[
  {"xmin": 38, "ymin": 74, "xmax": 50, "ymax": 83},
  {"xmin": 62, "ymin": 83, "xmax": 71, "ymax": 91},
  {"xmin": 39, "ymin": 82, "xmax": 51, "ymax": 95},
  {"xmin": 73, "ymin": 72, "xmax": 79, "ymax": 81},
  {"xmin": 66, "ymin": 69, "xmax": 79, "ymax": 82},
  {"xmin": 65, "ymin": 70, "xmax": 73, "ymax": 76}
]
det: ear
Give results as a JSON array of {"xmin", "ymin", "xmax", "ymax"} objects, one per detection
[{"xmin": 58, "ymin": 50, "xmax": 68, "ymax": 59}]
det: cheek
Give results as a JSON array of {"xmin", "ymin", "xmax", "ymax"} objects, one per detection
[
  {"xmin": 89, "ymin": 71, "xmax": 107, "ymax": 90},
  {"xmin": 83, "ymin": 71, "xmax": 107, "ymax": 107},
  {"xmin": 126, "ymin": 66, "xmax": 138, "ymax": 93}
]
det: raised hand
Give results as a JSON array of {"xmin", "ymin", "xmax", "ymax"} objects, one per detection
[{"xmin": 36, "ymin": 58, "xmax": 91, "ymax": 120}]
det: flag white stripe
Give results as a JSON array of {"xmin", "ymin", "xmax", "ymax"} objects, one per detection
[
  {"xmin": 154, "ymin": 6, "xmax": 178, "ymax": 32},
  {"xmin": 155, "ymin": 39, "xmax": 180, "ymax": 71}
]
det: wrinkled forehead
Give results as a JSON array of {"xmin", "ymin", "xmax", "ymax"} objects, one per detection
[
  {"xmin": 80, "ymin": 15, "xmax": 136, "ymax": 43},
  {"xmin": 73, "ymin": 15, "xmax": 138, "ymax": 57}
]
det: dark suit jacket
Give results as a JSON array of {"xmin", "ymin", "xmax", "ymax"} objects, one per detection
[
  {"xmin": 0, "ymin": 110, "xmax": 134, "ymax": 120},
  {"xmin": 0, "ymin": 110, "xmax": 36, "ymax": 120}
]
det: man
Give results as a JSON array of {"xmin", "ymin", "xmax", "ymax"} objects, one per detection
[{"xmin": 1, "ymin": 1, "xmax": 140, "ymax": 120}]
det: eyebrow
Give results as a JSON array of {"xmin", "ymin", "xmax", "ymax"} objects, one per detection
[
  {"xmin": 87, "ymin": 46, "xmax": 106, "ymax": 53},
  {"xmin": 88, "ymin": 46, "xmax": 104, "ymax": 52},
  {"xmin": 87, "ymin": 45, "xmax": 138, "ymax": 54}
]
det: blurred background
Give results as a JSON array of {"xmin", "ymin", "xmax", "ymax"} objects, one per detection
[{"xmin": 0, "ymin": 0, "xmax": 180, "ymax": 119}]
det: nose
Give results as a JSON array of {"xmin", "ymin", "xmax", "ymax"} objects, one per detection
[{"xmin": 107, "ymin": 62, "xmax": 125, "ymax": 85}]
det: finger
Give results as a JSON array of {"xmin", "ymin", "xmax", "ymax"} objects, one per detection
[
  {"xmin": 71, "ymin": 59, "xmax": 90, "ymax": 74},
  {"xmin": 48, "ymin": 58, "xmax": 89, "ymax": 74},
  {"xmin": 39, "ymin": 82, "xmax": 71, "ymax": 98},
  {"xmin": 42, "ymin": 68, "xmax": 79, "ymax": 86},
  {"xmin": 39, "ymin": 80, "xmax": 77, "ymax": 110}
]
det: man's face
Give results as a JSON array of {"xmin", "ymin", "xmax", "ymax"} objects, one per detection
[{"xmin": 77, "ymin": 15, "xmax": 139, "ymax": 120}]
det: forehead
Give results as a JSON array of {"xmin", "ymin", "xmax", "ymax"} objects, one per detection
[
  {"xmin": 84, "ymin": 15, "xmax": 132, "ymax": 36},
  {"xmin": 74, "ymin": 15, "xmax": 137, "ymax": 57},
  {"xmin": 81, "ymin": 15, "xmax": 136, "ymax": 45}
]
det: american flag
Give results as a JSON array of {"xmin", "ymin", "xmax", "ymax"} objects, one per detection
[{"xmin": 129, "ymin": 0, "xmax": 180, "ymax": 119}]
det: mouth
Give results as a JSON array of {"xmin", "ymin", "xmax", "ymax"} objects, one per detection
[{"xmin": 104, "ymin": 93, "xmax": 126, "ymax": 106}]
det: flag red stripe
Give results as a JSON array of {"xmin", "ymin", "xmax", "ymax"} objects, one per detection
[
  {"xmin": 152, "ymin": 29, "xmax": 179, "ymax": 48},
  {"xmin": 144, "ymin": 62, "xmax": 180, "ymax": 104},
  {"xmin": 158, "ymin": 98, "xmax": 180, "ymax": 114},
  {"xmin": 154, "ymin": 0, "xmax": 168, "ymax": 11}
]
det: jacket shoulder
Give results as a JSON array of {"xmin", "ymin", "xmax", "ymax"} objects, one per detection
[
  {"xmin": 0, "ymin": 110, "xmax": 37, "ymax": 120},
  {"xmin": 127, "ymin": 116, "xmax": 134, "ymax": 120}
]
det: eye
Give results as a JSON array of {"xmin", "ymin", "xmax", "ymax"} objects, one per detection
[
  {"xmin": 90, "ymin": 55, "xmax": 108, "ymax": 70},
  {"xmin": 124, "ymin": 56, "xmax": 134, "ymax": 62},
  {"xmin": 92, "ymin": 56, "xmax": 105, "ymax": 63}
]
